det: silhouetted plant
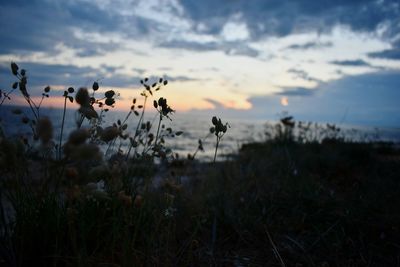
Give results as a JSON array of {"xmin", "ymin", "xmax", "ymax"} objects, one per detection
[{"xmin": 210, "ymin": 116, "xmax": 229, "ymax": 162}]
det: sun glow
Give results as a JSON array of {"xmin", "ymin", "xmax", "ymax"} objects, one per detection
[{"xmin": 280, "ymin": 96, "xmax": 289, "ymax": 106}]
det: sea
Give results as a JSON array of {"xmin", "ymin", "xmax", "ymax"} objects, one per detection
[{"xmin": 1, "ymin": 105, "xmax": 400, "ymax": 161}]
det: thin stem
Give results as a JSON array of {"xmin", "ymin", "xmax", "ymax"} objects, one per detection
[
  {"xmin": 59, "ymin": 97, "xmax": 67, "ymax": 160},
  {"xmin": 0, "ymin": 88, "xmax": 16, "ymax": 108},
  {"xmin": 154, "ymin": 113, "xmax": 162, "ymax": 148},
  {"xmin": 37, "ymin": 95, "xmax": 45, "ymax": 117},
  {"xmin": 26, "ymin": 97, "xmax": 38, "ymax": 120},
  {"xmin": 213, "ymin": 136, "xmax": 220, "ymax": 163},
  {"xmin": 126, "ymin": 95, "xmax": 147, "ymax": 160}
]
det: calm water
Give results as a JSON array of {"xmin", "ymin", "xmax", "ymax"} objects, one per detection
[{"xmin": 1, "ymin": 105, "xmax": 399, "ymax": 161}]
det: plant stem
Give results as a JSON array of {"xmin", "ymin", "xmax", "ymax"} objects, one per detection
[
  {"xmin": 213, "ymin": 137, "xmax": 220, "ymax": 163},
  {"xmin": 126, "ymin": 96, "xmax": 147, "ymax": 159},
  {"xmin": 154, "ymin": 113, "xmax": 162, "ymax": 149},
  {"xmin": 59, "ymin": 97, "xmax": 67, "ymax": 160}
]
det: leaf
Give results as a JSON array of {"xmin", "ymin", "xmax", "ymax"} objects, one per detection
[
  {"xmin": 68, "ymin": 87, "xmax": 74, "ymax": 93},
  {"xmin": 44, "ymin": 86, "xmax": 51, "ymax": 93},
  {"xmin": 153, "ymin": 100, "xmax": 158, "ymax": 108},
  {"xmin": 163, "ymin": 80, "xmax": 168, "ymax": 86},
  {"xmin": 12, "ymin": 82, "xmax": 18, "ymax": 89},
  {"xmin": 175, "ymin": 131, "xmax": 183, "ymax": 136},
  {"xmin": 68, "ymin": 96, "xmax": 74, "ymax": 103}
]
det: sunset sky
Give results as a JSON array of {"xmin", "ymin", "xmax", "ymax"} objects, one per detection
[{"xmin": 1, "ymin": 0, "xmax": 400, "ymax": 126}]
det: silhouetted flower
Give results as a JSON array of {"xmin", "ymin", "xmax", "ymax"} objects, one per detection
[{"xmin": 36, "ymin": 117, "xmax": 53, "ymax": 144}]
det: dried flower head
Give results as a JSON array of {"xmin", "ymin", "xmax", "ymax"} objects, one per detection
[
  {"xmin": 70, "ymin": 143, "xmax": 102, "ymax": 161},
  {"xmin": 100, "ymin": 126, "xmax": 120, "ymax": 142},
  {"xmin": 75, "ymin": 87, "xmax": 90, "ymax": 106},
  {"xmin": 36, "ymin": 117, "xmax": 53, "ymax": 144},
  {"xmin": 78, "ymin": 106, "xmax": 98, "ymax": 119},
  {"xmin": 68, "ymin": 128, "xmax": 90, "ymax": 145}
]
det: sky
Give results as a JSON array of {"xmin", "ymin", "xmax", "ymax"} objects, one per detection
[{"xmin": 0, "ymin": 0, "xmax": 399, "ymax": 127}]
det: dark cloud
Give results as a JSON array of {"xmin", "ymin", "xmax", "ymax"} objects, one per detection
[
  {"xmin": 286, "ymin": 41, "xmax": 332, "ymax": 50},
  {"xmin": 330, "ymin": 59, "xmax": 371, "ymax": 66},
  {"xmin": 0, "ymin": 0, "xmax": 124, "ymax": 56},
  {"xmin": 248, "ymin": 70, "xmax": 400, "ymax": 126},
  {"xmin": 159, "ymin": 40, "xmax": 259, "ymax": 57},
  {"xmin": 0, "ymin": 61, "xmax": 140, "ymax": 95},
  {"xmin": 1, "ymin": 0, "xmax": 399, "ymax": 59},
  {"xmin": 180, "ymin": 0, "xmax": 400, "ymax": 40},
  {"xmin": 164, "ymin": 75, "xmax": 198, "ymax": 82},
  {"xmin": 275, "ymin": 86, "xmax": 316, "ymax": 96},
  {"xmin": 368, "ymin": 48, "xmax": 400, "ymax": 60},
  {"xmin": 287, "ymin": 68, "xmax": 321, "ymax": 83}
]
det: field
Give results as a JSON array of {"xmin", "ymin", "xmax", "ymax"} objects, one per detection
[{"xmin": 1, "ymin": 63, "xmax": 400, "ymax": 266}]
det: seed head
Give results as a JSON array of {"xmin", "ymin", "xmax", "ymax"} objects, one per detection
[{"xmin": 36, "ymin": 117, "xmax": 53, "ymax": 144}]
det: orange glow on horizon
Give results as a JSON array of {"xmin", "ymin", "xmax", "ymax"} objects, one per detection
[{"xmin": 3, "ymin": 82, "xmax": 254, "ymax": 114}]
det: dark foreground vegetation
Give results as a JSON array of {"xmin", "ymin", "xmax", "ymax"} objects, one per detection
[{"xmin": 1, "ymin": 63, "xmax": 400, "ymax": 266}]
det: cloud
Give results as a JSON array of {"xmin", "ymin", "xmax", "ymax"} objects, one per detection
[
  {"xmin": 180, "ymin": 0, "xmax": 400, "ymax": 40},
  {"xmin": 330, "ymin": 59, "xmax": 371, "ymax": 66},
  {"xmin": 164, "ymin": 75, "xmax": 199, "ymax": 82},
  {"xmin": 275, "ymin": 86, "xmax": 316, "ymax": 96},
  {"xmin": 286, "ymin": 41, "xmax": 333, "ymax": 50},
  {"xmin": 203, "ymin": 98, "xmax": 226, "ymax": 109},
  {"xmin": 247, "ymin": 70, "xmax": 400, "ymax": 126},
  {"xmin": 368, "ymin": 48, "xmax": 400, "ymax": 60},
  {"xmin": 159, "ymin": 40, "xmax": 259, "ymax": 57},
  {"xmin": 0, "ymin": 61, "xmax": 140, "ymax": 95},
  {"xmin": 287, "ymin": 68, "xmax": 321, "ymax": 83},
  {"xmin": 0, "ymin": 1, "xmax": 125, "ymax": 55}
]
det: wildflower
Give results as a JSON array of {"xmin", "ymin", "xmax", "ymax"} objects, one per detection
[
  {"xmin": 68, "ymin": 128, "xmax": 90, "ymax": 145},
  {"xmin": 100, "ymin": 126, "xmax": 120, "ymax": 142},
  {"xmin": 157, "ymin": 97, "xmax": 174, "ymax": 116},
  {"xmin": 11, "ymin": 62, "xmax": 19, "ymax": 75},
  {"xmin": 36, "ymin": 117, "xmax": 53, "ymax": 144},
  {"xmin": 75, "ymin": 87, "xmax": 90, "ymax": 106},
  {"xmin": 79, "ymin": 106, "xmax": 98, "ymax": 119},
  {"xmin": 75, "ymin": 143, "xmax": 102, "ymax": 161}
]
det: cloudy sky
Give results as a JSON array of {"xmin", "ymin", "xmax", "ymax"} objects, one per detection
[{"xmin": 0, "ymin": 0, "xmax": 399, "ymax": 126}]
